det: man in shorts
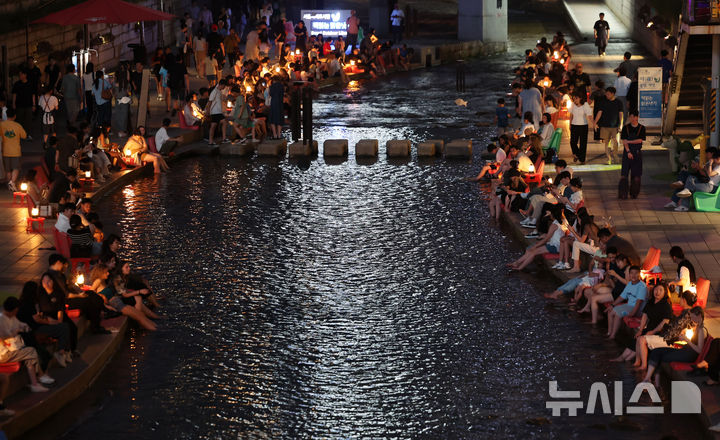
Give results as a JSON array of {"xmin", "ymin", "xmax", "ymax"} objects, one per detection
[
  {"xmin": 204, "ymin": 79, "xmax": 229, "ymax": 145},
  {"xmin": 1, "ymin": 109, "xmax": 27, "ymax": 191}
]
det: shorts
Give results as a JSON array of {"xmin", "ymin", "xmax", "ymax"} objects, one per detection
[
  {"xmin": 206, "ymin": 74, "xmax": 217, "ymax": 82},
  {"xmin": 613, "ymin": 303, "xmax": 636, "ymax": 317},
  {"xmin": 171, "ymin": 89, "xmax": 185, "ymax": 101},
  {"xmin": 3, "ymin": 156, "xmax": 21, "ymax": 172},
  {"xmin": 210, "ymin": 113, "xmax": 225, "ymax": 123},
  {"xmin": 545, "ymin": 244, "xmax": 558, "ymax": 254},
  {"xmin": 645, "ymin": 334, "xmax": 670, "ymax": 350},
  {"xmin": 108, "ymin": 295, "xmax": 128, "ymax": 312},
  {"xmin": 42, "ymin": 123, "xmax": 56, "ymax": 135}
]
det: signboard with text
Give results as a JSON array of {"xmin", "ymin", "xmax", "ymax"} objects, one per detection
[
  {"xmin": 300, "ymin": 9, "xmax": 352, "ymax": 37},
  {"xmin": 638, "ymin": 67, "xmax": 663, "ymax": 127}
]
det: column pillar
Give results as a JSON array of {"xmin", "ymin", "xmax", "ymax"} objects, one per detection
[
  {"xmin": 369, "ymin": 0, "xmax": 389, "ymax": 37},
  {"xmin": 458, "ymin": 0, "xmax": 507, "ymax": 43}
]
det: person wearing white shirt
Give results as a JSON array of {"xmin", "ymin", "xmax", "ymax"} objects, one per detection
[
  {"xmin": 155, "ymin": 118, "xmax": 181, "ymax": 155},
  {"xmin": 55, "ymin": 203, "xmax": 74, "ymax": 234},
  {"xmin": 0, "ymin": 297, "xmax": 54, "ymax": 393},
  {"xmin": 569, "ymin": 93, "xmax": 594, "ymax": 164},
  {"xmin": 390, "ymin": 4, "xmax": 405, "ymax": 42},
  {"xmin": 204, "ymin": 80, "xmax": 229, "ymax": 145},
  {"xmin": 540, "ymin": 113, "xmax": 555, "ymax": 148},
  {"xmin": 614, "ymin": 67, "xmax": 632, "ymax": 121}
]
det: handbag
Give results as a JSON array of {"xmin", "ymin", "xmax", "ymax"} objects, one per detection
[
  {"xmin": 101, "ymin": 88, "xmax": 113, "ymax": 100},
  {"xmin": 68, "ymin": 154, "xmax": 79, "ymax": 169}
]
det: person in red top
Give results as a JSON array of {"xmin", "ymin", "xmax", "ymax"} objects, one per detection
[{"xmin": 346, "ymin": 10, "xmax": 360, "ymax": 51}]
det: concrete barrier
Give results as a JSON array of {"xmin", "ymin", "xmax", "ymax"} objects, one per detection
[
  {"xmin": 219, "ymin": 143, "xmax": 255, "ymax": 156},
  {"xmin": 324, "ymin": 139, "xmax": 348, "ymax": 157},
  {"xmin": 289, "ymin": 140, "xmax": 318, "ymax": 157},
  {"xmin": 257, "ymin": 139, "xmax": 288, "ymax": 157},
  {"xmin": 445, "ymin": 139, "xmax": 472, "ymax": 159},
  {"xmin": 355, "ymin": 139, "xmax": 378, "ymax": 157},
  {"xmin": 387, "ymin": 140, "xmax": 411, "ymax": 157},
  {"xmin": 417, "ymin": 142, "xmax": 436, "ymax": 157}
]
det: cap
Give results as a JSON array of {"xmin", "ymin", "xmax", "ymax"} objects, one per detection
[{"xmin": 211, "ymin": 24, "xmax": 218, "ymax": 31}]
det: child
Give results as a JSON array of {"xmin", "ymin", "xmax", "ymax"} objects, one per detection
[
  {"xmin": 206, "ymin": 56, "xmax": 219, "ymax": 87},
  {"xmin": 495, "ymin": 98, "xmax": 510, "ymax": 136}
]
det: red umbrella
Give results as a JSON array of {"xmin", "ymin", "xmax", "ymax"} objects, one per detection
[{"xmin": 32, "ymin": 0, "xmax": 175, "ymax": 25}]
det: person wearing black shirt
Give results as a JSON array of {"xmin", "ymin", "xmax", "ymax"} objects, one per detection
[
  {"xmin": 207, "ymin": 24, "xmax": 225, "ymax": 66},
  {"xmin": 24, "ymin": 57, "xmax": 42, "ymax": 95},
  {"xmin": 294, "ymin": 20, "xmax": 308, "ymax": 53},
  {"xmin": 167, "ymin": 55, "xmax": 189, "ymax": 117},
  {"xmin": 570, "ymin": 63, "xmax": 591, "ymax": 97},
  {"xmin": 593, "ymin": 12, "xmax": 610, "ymax": 56},
  {"xmin": 619, "ymin": 111, "xmax": 646, "ymax": 199},
  {"xmin": 18, "ymin": 281, "xmax": 72, "ymax": 368},
  {"xmin": 12, "ymin": 70, "xmax": 36, "ymax": 139},
  {"xmin": 44, "ymin": 57, "xmax": 62, "ymax": 92},
  {"xmin": 48, "ymin": 169, "xmax": 77, "ymax": 204},
  {"xmin": 593, "ymin": 87, "xmax": 624, "ymax": 165},
  {"xmin": 47, "ymin": 254, "xmax": 108, "ymax": 336},
  {"xmin": 668, "ymin": 246, "xmax": 696, "ymax": 294},
  {"xmin": 66, "ymin": 215, "xmax": 95, "ymax": 258}
]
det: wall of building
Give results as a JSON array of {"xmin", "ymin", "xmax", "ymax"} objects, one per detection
[
  {"xmin": 458, "ymin": 0, "xmax": 508, "ymax": 42},
  {"xmin": 604, "ymin": 0, "xmax": 666, "ymax": 57}
]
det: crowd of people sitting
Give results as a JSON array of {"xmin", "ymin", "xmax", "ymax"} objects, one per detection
[{"xmin": 474, "ymin": 31, "xmax": 717, "ymax": 407}]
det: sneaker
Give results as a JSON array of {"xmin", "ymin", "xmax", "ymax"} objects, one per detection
[
  {"xmin": 674, "ymin": 205, "xmax": 689, "ymax": 212},
  {"xmin": 220, "ymin": 138, "xmax": 231, "ymax": 144},
  {"xmin": 551, "ymin": 262, "xmax": 564, "ymax": 269},
  {"xmin": 677, "ymin": 189, "xmax": 692, "ymax": 198},
  {"xmin": 525, "ymin": 232, "xmax": 539, "ymax": 239},
  {"xmin": 521, "ymin": 221, "xmax": 536, "ymax": 228},
  {"xmin": 29, "ymin": 384, "xmax": 49, "ymax": 393},
  {"xmin": 39, "ymin": 374, "xmax": 55, "ymax": 385},
  {"xmin": 664, "ymin": 201, "xmax": 677, "ymax": 209},
  {"xmin": 519, "ymin": 218, "xmax": 531, "ymax": 225},
  {"xmin": 670, "ymin": 180, "xmax": 685, "ymax": 189},
  {"xmin": 53, "ymin": 351, "xmax": 67, "ymax": 368},
  {"xmin": 208, "ymin": 142, "xmax": 217, "ymax": 146},
  {"xmin": 562, "ymin": 262, "xmax": 572, "ymax": 270}
]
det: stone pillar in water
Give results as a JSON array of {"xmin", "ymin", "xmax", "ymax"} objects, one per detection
[
  {"xmin": 369, "ymin": 0, "xmax": 390, "ymax": 37},
  {"xmin": 458, "ymin": 0, "xmax": 507, "ymax": 43}
]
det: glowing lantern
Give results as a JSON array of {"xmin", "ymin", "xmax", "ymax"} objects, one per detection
[
  {"xmin": 350, "ymin": 60, "xmax": 356, "ymax": 66},
  {"xmin": 685, "ymin": 328, "xmax": 694, "ymax": 340},
  {"xmin": 528, "ymin": 164, "xmax": 535, "ymax": 173},
  {"xmin": 246, "ymin": 86, "xmax": 252, "ymax": 93},
  {"xmin": 76, "ymin": 273, "xmax": 84, "ymax": 286},
  {"xmin": 31, "ymin": 207, "xmax": 39, "ymax": 217},
  {"xmin": 84, "ymin": 171, "xmax": 91, "ymax": 178},
  {"xmin": 124, "ymin": 149, "xmax": 132, "ymax": 157},
  {"xmin": 20, "ymin": 182, "xmax": 28, "ymax": 192},
  {"xmin": 275, "ymin": 67, "xmax": 281, "ymax": 73},
  {"xmin": 542, "ymin": 78, "xmax": 550, "ymax": 88},
  {"xmin": 548, "ymin": 178, "xmax": 553, "ymax": 184}
]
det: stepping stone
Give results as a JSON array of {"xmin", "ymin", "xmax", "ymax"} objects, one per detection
[
  {"xmin": 417, "ymin": 142, "xmax": 436, "ymax": 157},
  {"xmin": 257, "ymin": 139, "xmax": 287, "ymax": 157},
  {"xmin": 445, "ymin": 139, "xmax": 472, "ymax": 159},
  {"xmin": 324, "ymin": 139, "xmax": 348, "ymax": 157},
  {"xmin": 289, "ymin": 140, "xmax": 318, "ymax": 157},
  {"xmin": 355, "ymin": 139, "xmax": 378, "ymax": 157},
  {"xmin": 387, "ymin": 139, "xmax": 411, "ymax": 157},
  {"xmin": 425, "ymin": 139, "xmax": 444, "ymax": 155},
  {"xmin": 218, "ymin": 143, "xmax": 254, "ymax": 156}
]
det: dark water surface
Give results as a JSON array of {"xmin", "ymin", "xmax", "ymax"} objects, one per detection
[{"xmin": 31, "ymin": 17, "xmax": 703, "ymax": 440}]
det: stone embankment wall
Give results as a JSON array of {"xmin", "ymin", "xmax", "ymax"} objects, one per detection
[
  {"xmin": 1, "ymin": 0, "xmax": 189, "ymax": 79},
  {"xmin": 604, "ymin": 0, "xmax": 668, "ymax": 56}
]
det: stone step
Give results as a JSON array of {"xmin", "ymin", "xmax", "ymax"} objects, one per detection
[
  {"xmin": 323, "ymin": 139, "xmax": 349, "ymax": 157},
  {"xmin": 386, "ymin": 140, "xmax": 411, "ymax": 157},
  {"xmin": 444, "ymin": 139, "xmax": 472, "ymax": 159},
  {"xmin": 288, "ymin": 140, "xmax": 318, "ymax": 157},
  {"xmin": 257, "ymin": 139, "xmax": 288, "ymax": 157},
  {"xmin": 355, "ymin": 139, "xmax": 379, "ymax": 157},
  {"xmin": 218, "ymin": 142, "xmax": 256, "ymax": 156}
]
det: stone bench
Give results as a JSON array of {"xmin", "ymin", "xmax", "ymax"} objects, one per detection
[
  {"xmin": 355, "ymin": 139, "xmax": 378, "ymax": 157},
  {"xmin": 444, "ymin": 139, "xmax": 472, "ymax": 159},
  {"xmin": 387, "ymin": 140, "xmax": 411, "ymax": 157},
  {"xmin": 324, "ymin": 139, "xmax": 348, "ymax": 157},
  {"xmin": 257, "ymin": 139, "xmax": 288, "ymax": 157},
  {"xmin": 289, "ymin": 140, "xmax": 318, "ymax": 157}
]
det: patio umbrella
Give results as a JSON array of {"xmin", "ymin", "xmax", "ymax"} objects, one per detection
[{"xmin": 32, "ymin": 0, "xmax": 175, "ymax": 25}]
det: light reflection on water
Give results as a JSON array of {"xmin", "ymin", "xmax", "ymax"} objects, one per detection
[{"xmin": 54, "ymin": 27, "xmax": 703, "ymax": 440}]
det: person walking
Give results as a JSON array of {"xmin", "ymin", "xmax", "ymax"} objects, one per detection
[
  {"xmin": 593, "ymin": 86, "xmax": 624, "ymax": 164},
  {"xmin": 92, "ymin": 71, "xmax": 113, "ymax": 128},
  {"xmin": 659, "ymin": 49, "xmax": 673, "ymax": 105},
  {"xmin": 1, "ymin": 110, "xmax": 27, "ymax": 191},
  {"xmin": 390, "ymin": 4, "xmax": 405, "ymax": 43},
  {"xmin": 61, "ymin": 64, "xmax": 83, "ymax": 126},
  {"xmin": 593, "ymin": 12, "xmax": 610, "ymax": 56},
  {"xmin": 12, "ymin": 70, "xmax": 36, "ymax": 141},
  {"xmin": 518, "ymin": 80, "xmax": 543, "ymax": 131},
  {"xmin": 619, "ymin": 111, "xmax": 646, "ymax": 199},
  {"xmin": 268, "ymin": 76, "xmax": 284, "ymax": 140},
  {"xmin": 346, "ymin": 10, "xmax": 360, "ymax": 51},
  {"xmin": 569, "ymin": 93, "xmax": 594, "ymax": 164}
]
